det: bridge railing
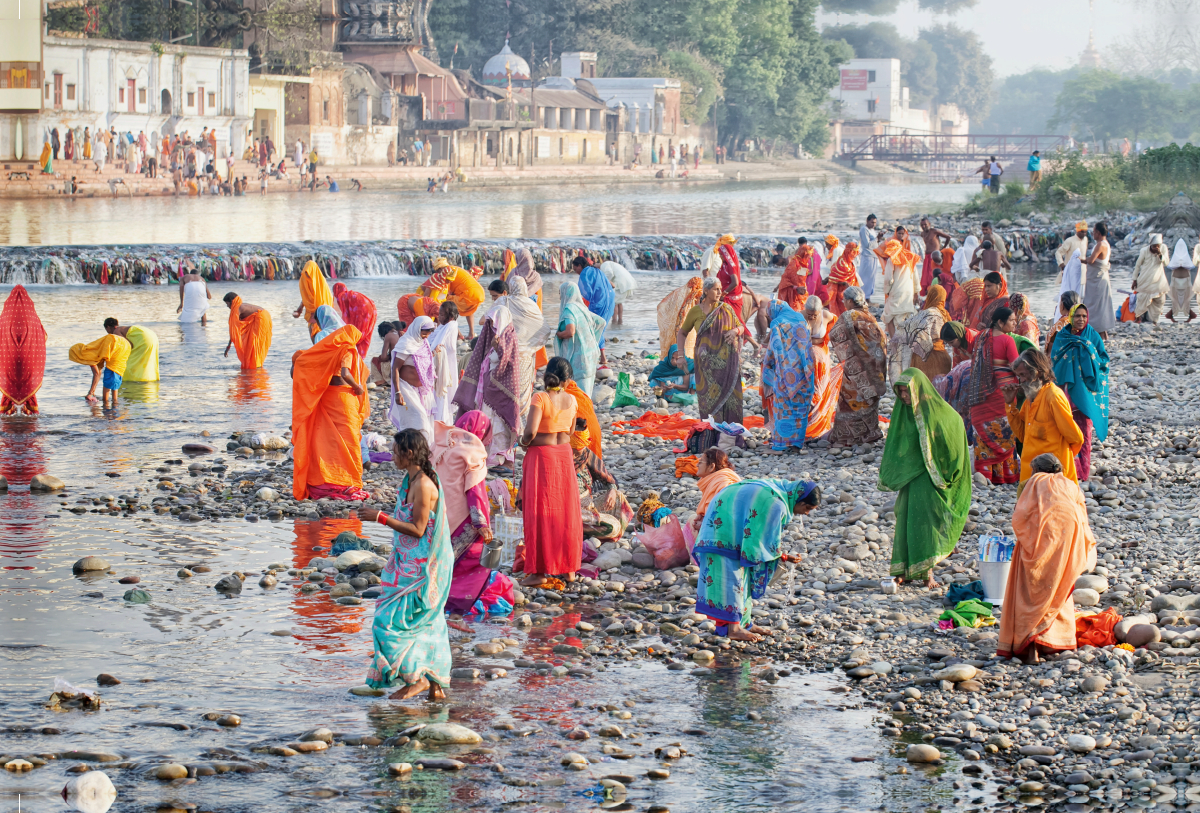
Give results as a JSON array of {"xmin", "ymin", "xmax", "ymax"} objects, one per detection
[{"xmin": 840, "ymin": 134, "xmax": 1070, "ymax": 161}]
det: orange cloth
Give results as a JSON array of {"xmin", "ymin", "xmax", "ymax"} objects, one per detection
[
  {"xmin": 1004, "ymin": 382, "xmax": 1084, "ymax": 483},
  {"xmin": 227, "ymin": 297, "xmax": 272, "ymax": 369},
  {"xmin": 997, "ymin": 472, "xmax": 1098, "ymax": 659},
  {"xmin": 397, "ymin": 293, "xmax": 441, "ymax": 327},
  {"xmin": 566, "ymin": 380, "xmax": 602, "ymax": 458},
  {"xmin": 675, "ymin": 456, "xmax": 698, "ymax": 478},
  {"xmin": 615, "ymin": 411, "xmax": 704, "ymax": 440},
  {"xmin": 696, "ymin": 467, "xmax": 741, "ymax": 517},
  {"xmin": 290, "ymin": 325, "xmax": 370, "ymax": 500},
  {"xmin": 446, "ymin": 269, "xmax": 486, "ymax": 317},
  {"xmin": 875, "ymin": 238, "xmax": 920, "ymax": 271},
  {"xmin": 299, "ymin": 261, "xmax": 335, "ymax": 336},
  {"xmin": 743, "ymin": 415, "xmax": 764, "ymax": 428},
  {"xmin": 806, "ymin": 335, "xmax": 842, "ymax": 438},
  {"xmin": 532, "ymin": 390, "xmax": 577, "ymax": 433},
  {"xmin": 778, "ymin": 246, "xmax": 813, "ymax": 309},
  {"xmin": 1075, "ymin": 607, "xmax": 1122, "ymax": 649}
]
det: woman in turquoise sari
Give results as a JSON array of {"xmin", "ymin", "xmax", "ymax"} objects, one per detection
[
  {"xmin": 647, "ymin": 343, "xmax": 695, "ymax": 404},
  {"xmin": 554, "ymin": 281, "xmax": 607, "ymax": 397},
  {"xmin": 880, "ymin": 369, "xmax": 972, "ymax": 588},
  {"xmin": 693, "ymin": 479, "xmax": 819, "ymax": 642},
  {"xmin": 358, "ymin": 429, "xmax": 452, "ymax": 700},
  {"xmin": 761, "ymin": 301, "xmax": 817, "ymax": 451},
  {"xmin": 1050, "ymin": 303, "xmax": 1109, "ymax": 480}
]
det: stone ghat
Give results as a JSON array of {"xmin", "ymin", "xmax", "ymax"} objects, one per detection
[{"xmin": 0, "ymin": 236, "xmax": 790, "ymax": 285}]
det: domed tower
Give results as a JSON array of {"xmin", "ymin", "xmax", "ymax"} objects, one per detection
[{"xmin": 482, "ymin": 40, "xmax": 531, "ymax": 89}]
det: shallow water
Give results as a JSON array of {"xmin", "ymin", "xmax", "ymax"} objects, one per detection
[
  {"xmin": 0, "ymin": 277, "xmax": 996, "ymax": 812},
  {"xmin": 0, "ymin": 179, "xmax": 975, "ymax": 246}
]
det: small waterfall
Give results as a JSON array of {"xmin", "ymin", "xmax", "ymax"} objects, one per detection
[{"xmin": 0, "ymin": 235, "xmax": 792, "ymax": 286}]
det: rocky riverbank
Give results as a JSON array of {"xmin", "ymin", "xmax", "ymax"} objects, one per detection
[{"xmin": 23, "ymin": 310, "xmax": 1200, "ymax": 811}]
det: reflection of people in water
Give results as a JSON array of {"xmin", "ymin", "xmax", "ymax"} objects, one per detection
[
  {"xmin": 289, "ymin": 519, "xmax": 366, "ymax": 651},
  {"xmin": 0, "ymin": 420, "xmax": 49, "ymax": 559}
]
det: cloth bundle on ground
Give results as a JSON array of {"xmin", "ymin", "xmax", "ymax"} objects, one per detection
[
  {"xmin": 938, "ymin": 599, "xmax": 995, "ymax": 629},
  {"xmin": 636, "ymin": 515, "xmax": 689, "ymax": 569},
  {"xmin": 1075, "ymin": 606, "xmax": 1122, "ymax": 648},
  {"xmin": 330, "ymin": 531, "xmax": 373, "ymax": 556}
]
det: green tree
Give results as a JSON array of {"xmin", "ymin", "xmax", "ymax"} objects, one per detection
[
  {"xmin": 978, "ymin": 67, "xmax": 1078, "ymax": 134},
  {"xmin": 1049, "ymin": 70, "xmax": 1173, "ymax": 148},
  {"xmin": 917, "ymin": 23, "xmax": 994, "ymax": 119},
  {"xmin": 917, "ymin": 0, "xmax": 976, "ymax": 12},
  {"xmin": 820, "ymin": 0, "xmax": 899, "ymax": 13}
]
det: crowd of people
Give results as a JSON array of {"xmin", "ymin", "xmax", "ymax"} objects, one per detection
[{"xmin": 0, "ymin": 213, "xmax": 1150, "ymax": 696}]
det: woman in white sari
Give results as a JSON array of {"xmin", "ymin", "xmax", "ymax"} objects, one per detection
[
  {"xmin": 427, "ymin": 303, "xmax": 460, "ymax": 424},
  {"xmin": 389, "ymin": 316, "xmax": 436, "ymax": 445},
  {"xmin": 951, "ymin": 235, "xmax": 980, "ymax": 282}
]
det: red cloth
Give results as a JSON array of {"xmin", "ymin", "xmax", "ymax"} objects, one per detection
[
  {"xmin": 0, "ymin": 286, "xmax": 46, "ymax": 415},
  {"xmin": 332, "ymin": 283, "xmax": 378, "ymax": 359},
  {"xmin": 716, "ymin": 243, "xmax": 745, "ymax": 326},
  {"xmin": 920, "ymin": 253, "xmax": 936, "ymax": 297},
  {"xmin": 519, "ymin": 443, "xmax": 583, "ymax": 576}
]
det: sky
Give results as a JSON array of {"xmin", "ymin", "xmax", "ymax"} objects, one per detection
[{"xmin": 816, "ymin": 0, "xmax": 1131, "ymax": 78}]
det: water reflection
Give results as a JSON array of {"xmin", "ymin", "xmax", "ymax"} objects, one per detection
[
  {"xmin": 118, "ymin": 380, "xmax": 160, "ymax": 404},
  {"xmin": 228, "ymin": 367, "xmax": 272, "ymax": 405},
  {"xmin": 289, "ymin": 519, "xmax": 367, "ymax": 654},
  {"xmin": 0, "ymin": 418, "xmax": 47, "ymax": 566}
]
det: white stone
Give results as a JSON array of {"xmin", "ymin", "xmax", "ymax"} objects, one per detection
[
  {"xmin": 1073, "ymin": 588, "xmax": 1101, "ymax": 607},
  {"xmin": 1075, "ymin": 574, "xmax": 1109, "ymax": 593},
  {"xmin": 932, "ymin": 664, "xmax": 977, "ymax": 683},
  {"xmin": 255, "ymin": 487, "xmax": 280, "ymax": 502},
  {"xmin": 1068, "ymin": 734, "xmax": 1096, "ymax": 753}
]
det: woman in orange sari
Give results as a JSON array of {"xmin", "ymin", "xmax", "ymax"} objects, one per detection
[
  {"xmin": 777, "ymin": 242, "xmax": 813, "ymax": 310},
  {"xmin": 976, "ymin": 271, "xmax": 1010, "ymax": 331},
  {"xmin": 826, "ymin": 242, "xmax": 861, "ymax": 317},
  {"xmin": 803, "ymin": 295, "xmax": 841, "ymax": 439},
  {"xmin": 291, "ymin": 322, "xmax": 370, "ymax": 501},
  {"xmin": 997, "ymin": 454, "xmax": 1096, "ymax": 663},
  {"xmin": 223, "ymin": 293, "xmax": 273, "ymax": 369},
  {"xmin": 397, "ymin": 293, "xmax": 441, "ymax": 329}
]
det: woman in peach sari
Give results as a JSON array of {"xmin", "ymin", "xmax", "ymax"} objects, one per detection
[
  {"xmin": 802, "ymin": 295, "xmax": 841, "ymax": 439},
  {"xmin": 689, "ymin": 447, "xmax": 741, "ymax": 534},
  {"xmin": 997, "ymin": 454, "xmax": 1096, "ymax": 663}
]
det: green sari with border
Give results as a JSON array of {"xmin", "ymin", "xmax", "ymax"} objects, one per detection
[{"xmin": 879, "ymin": 368, "xmax": 972, "ymax": 580}]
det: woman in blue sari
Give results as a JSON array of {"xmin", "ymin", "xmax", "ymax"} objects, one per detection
[
  {"xmin": 761, "ymin": 301, "xmax": 817, "ymax": 451},
  {"xmin": 693, "ymin": 479, "xmax": 819, "ymax": 642},
  {"xmin": 572, "ymin": 256, "xmax": 615, "ymax": 365},
  {"xmin": 358, "ymin": 429, "xmax": 453, "ymax": 701},
  {"xmin": 555, "ymin": 281, "xmax": 607, "ymax": 397},
  {"xmin": 311, "ymin": 304, "xmax": 345, "ymax": 343},
  {"xmin": 647, "ymin": 343, "xmax": 695, "ymax": 404},
  {"xmin": 1050, "ymin": 303, "xmax": 1109, "ymax": 480}
]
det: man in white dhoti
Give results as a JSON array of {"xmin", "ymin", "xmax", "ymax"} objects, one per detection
[
  {"xmin": 1131, "ymin": 234, "xmax": 1169, "ymax": 324},
  {"xmin": 177, "ymin": 266, "xmax": 210, "ymax": 324},
  {"xmin": 599, "ymin": 260, "xmax": 637, "ymax": 325}
]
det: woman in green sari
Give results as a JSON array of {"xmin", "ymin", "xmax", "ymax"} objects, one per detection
[{"xmin": 880, "ymin": 368, "xmax": 972, "ymax": 588}]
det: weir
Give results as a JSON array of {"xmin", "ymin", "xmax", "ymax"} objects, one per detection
[{"xmin": 0, "ymin": 235, "xmax": 791, "ymax": 285}]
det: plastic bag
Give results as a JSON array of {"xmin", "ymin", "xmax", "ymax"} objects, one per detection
[
  {"xmin": 612, "ymin": 371, "xmax": 640, "ymax": 407},
  {"xmin": 667, "ymin": 390, "xmax": 698, "ymax": 406},
  {"xmin": 636, "ymin": 514, "xmax": 689, "ymax": 569}
]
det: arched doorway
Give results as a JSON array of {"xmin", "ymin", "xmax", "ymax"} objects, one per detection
[{"xmin": 161, "ymin": 89, "xmax": 172, "ymax": 114}]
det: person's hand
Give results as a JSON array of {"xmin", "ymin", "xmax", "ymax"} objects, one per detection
[
  {"xmin": 223, "ymin": 348, "xmax": 230, "ymax": 357},
  {"xmin": 478, "ymin": 526, "xmax": 494, "ymax": 543},
  {"xmin": 1001, "ymin": 384, "xmax": 1019, "ymax": 405},
  {"xmin": 358, "ymin": 506, "xmax": 381, "ymax": 523},
  {"xmin": 350, "ymin": 382, "xmax": 365, "ymax": 396},
  {"xmin": 176, "ymin": 305, "xmax": 182, "ymax": 314},
  {"xmin": 394, "ymin": 391, "xmax": 405, "ymax": 407}
]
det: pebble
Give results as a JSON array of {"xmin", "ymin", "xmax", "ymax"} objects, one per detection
[
  {"xmin": 906, "ymin": 744, "xmax": 940, "ymax": 763},
  {"xmin": 416, "ymin": 723, "xmax": 482, "ymax": 745},
  {"xmin": 154, "ymin": 763, "xmax": 188, "ymax": 780},
  {"xmin": 72, "ymin": 556, "xmax": 110, "ymax": 573},
  {"xmin": 30, "ymin": 473, "xmax": 65, "ymax": 491}
]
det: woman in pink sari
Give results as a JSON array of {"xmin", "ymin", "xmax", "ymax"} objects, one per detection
[{"xmin": 332, "ymin": 282, "xmax": 377, "ymax": 358}]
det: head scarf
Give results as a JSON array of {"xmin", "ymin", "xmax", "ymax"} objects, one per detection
[
  {"xmin": 825, "ymin": 234, "xmax": 840, "ymax": 250},
  {"xmin": 1169, "ymin": 238, "xmax": 1194, "ymax": 269},
  {"xmin": 795, "ymin": 244, "xmax": 815, "ymax": 265},
  {"xmin": 0, "ymin": 285, "xmax": 47, "ymax": 412},
  {"xmin": 715, "ymin": 234, "xmax": 737, "ymax": 248},
  {"xmin": 512, "ymin": 247, "xmax": 543, "ymax": 296},
  {"xmin": 452, "ymin": 307, "xmax": 521, "ymax": 431},
  {"xmin": 455, "ymin": 409, "xmax": 494, "ymax": 447},
  {"xmin": 393, "ymin": 315, "xmax": 437, "ymax": 403},
  {"xmin": 843, "ymin": 285, "xmax": 867, "ymax": 309},
  {"xmin": 951, "ymin": 235, "xmax": 980, "ymax": 281},
  {"xmin": 554, "ymin": 280, "xmax": 606, "ymax": 396},
  {"xmin": 312, "ymin": 304, "xmax": 345, "ymax": 343},
  {"xmin": 829, "ymin": 242, "xmax": 861, "ymax": 285},
  {"xmin": 569, "ymin": 427, "xmax": 591, "ymax": 451},
  {"xmin": 1074, "ymin": 220, "xmax": 1088, "ymax": 233},
  {"xmin": 496, "ymin": 275, "xmax": 546, "ymax": 353},
  {"xmin": 876, "ymin": 239, "xmax": 919, "ymax": 270},
  {"xmin": 943, "ymin": 321, "xmax": 967, "ymax": 343},
  {"xmin": 1009, "ymin": 291, "xmax": 1029, "ymax": 320},
  {"xmin": 923, "ymin": 285, "xmax": 951, "ymax": 323}
]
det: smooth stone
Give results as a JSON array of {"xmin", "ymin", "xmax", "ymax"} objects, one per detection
[
  {"xmin": 1073, "ymin": 588, "xmax": 1100, "ymax": 607},
  {"xmin": 1125, "ymin": 624, "xmax": 1161, "ymax": 647},
  {"xmin": 4, "ymin": 760, "xmax": 32, "ymax": 772},
  {"xmin": 1080, "ymin": 675, "xmax": 1108, "ymax": 693},
  {"xmin": 123, "ymin": 588, "xmax": 151, "ymax": 603},
  {"xmin": 906, "ymin": 744, "xmax": 941, "ymax": 763},
  {"xmin": 287, "ymin": 741, "xmax": 328, "ymax": 753},
  {"xmin": 416, "ymin": 723, "xmax": 483, "ymax": 745},
  {"xmin": 328, "ymin": 583, "xmax": 356, "ymax": 598},
  {"xmin": 1067, "ymin": 734, "xmax": 1096, "ymax": 753},
  {"xmin": 1019, "ymin": 745, "xmax": 1056, "ymax": 756},
  {"xmin": 932, "ymin": 663, "xmax": 976, "ymax": 683},
  {"xmin": 387, "ymin": 762, "xmax": 413, "ymax": 775},
  {"xmin": 214, "ymin": 574, "xmax": 243, "ymax": 593},
  {"xmin": 561, "ymin": 752, "xmax": 588, "ymax": 767},
  {"xmin": 1075, "ymin": 574, "xmax": 1109, "ymax": 593},
  {"xmin": 474, "ymin": 641, "xmax": 506, "ymax": 656},
  {"xmin": 96, "ymin": 673, "xmax": 121, "ymax": 686},
  {"xmin": 413, "ymin": 758, "xmax": 465, "ymax": 771},
  {"xmin": 300, "ymin": 727, "xmax": 334, "ymax": 743},
  {"xmin": 58, "ymin": 751, "xmax": 121, "ymax": 763},
  {"xmin": 72, "ymin": 556, "xmax": 110, "ymax": 573},
  {"xmin": 30, "ymin": 474, "xmax": 65, "ymax": 492},
  {"xmin": 182, "ymin": 443, "xmax": 216, "ymax": 454},
  {"xmin": 349, "ymin": 686, "xmax": 385, "ymax": 696},
  {"xmin": 154, "ymin": 763, "xmax": 188, "ymax": 780},
  {"xmin": 216, "ymin": 714, "xmax": 241, "ymax": 727}
]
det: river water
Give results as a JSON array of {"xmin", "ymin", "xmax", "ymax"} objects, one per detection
[{"xmin": 0, "ymin": 179, "xmax": 1044, "ymax": 812}]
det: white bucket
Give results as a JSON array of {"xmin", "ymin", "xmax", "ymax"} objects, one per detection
[{"xmin": 978, "ymin": 560, "xmax": 1011, "ymax": 607}]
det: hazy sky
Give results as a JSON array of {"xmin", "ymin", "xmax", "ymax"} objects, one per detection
[{"xmin": 817, "ymin": 0, "xmax": 1131, "ymax": 78}]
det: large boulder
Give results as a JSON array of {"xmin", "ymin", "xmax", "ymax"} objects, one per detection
[{"xmin": 30, "ymin": 474, "xmax": 65, "ymax": 492}]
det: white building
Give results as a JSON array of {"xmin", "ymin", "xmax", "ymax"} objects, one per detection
[
  {"xmin": 828, "ymin": 58, "xmax": 968, "ymax": 154},
  {"xmin": 0, "ymin": 34, "xmax": 251, "ymax": 161}
]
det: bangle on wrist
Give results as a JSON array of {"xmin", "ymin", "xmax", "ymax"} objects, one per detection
[{"xmin": 377, "ymin": 512, "xmax": 390, "ymax": 527}]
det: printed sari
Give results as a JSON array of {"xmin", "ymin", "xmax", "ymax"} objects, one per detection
[
  {"xmin": 694, "ymin": 301, "xmax": 744, "ymax": 424},
  {"xmin": 828, "ymin": 306, "xmax": 887, "ymax": 445},
  {"xmin": 761, "ymin": 301, "xmax": 816, "ymax": 450}
]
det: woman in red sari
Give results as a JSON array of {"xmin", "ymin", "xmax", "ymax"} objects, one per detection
[
  {"xmin": 517, "ymin": 357, "xmax": 582, "ymax": 588},
  {"xmin": 777, "ymin": 242, "xmax": 810, "ymax": 310},
  {"xmin": 976, "ymin": 272, "xmax": 1010, "ymax": 331},
  {"xmin": 332, "ymin": 282, "xmax": 378, "ymax": 359},
  {"xmin": 967, "ymin": 307, "xmax": 1020, "ymax": 484},
  {"xmin": 826, "ymin": 242, "xmax": 861, "ymax": 317},
  {"xmin": 0, "ymin": 286, "xmax": 46, "ymax": 415},
  {"xmin": 958, "ymin": 278, "xmax": 986, "ymax": 329}
]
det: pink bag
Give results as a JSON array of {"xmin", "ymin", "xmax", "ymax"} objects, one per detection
[{"xmin": 637, "ymin": 515, "xmax": 689, "ymax": 570}]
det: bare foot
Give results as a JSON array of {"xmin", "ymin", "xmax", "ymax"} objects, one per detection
[
  {"xmin": 565, "ymin": 572, "xmax": 576, "ymax": 583},
  {"xmin": 447, "ymin": 619, "xmax": 474, "ymax": 634},
  {"xmin": 388, "ymin": 677, "xmax": 430, "ymax": 700},
  {"xmin": 727, "ymin": 624, "xmax": 761, "ymax": 642},
  {"xmin": 520, "ymin": 574, "xmax": 548, "ymax": 588},
  {"xmin": 428, "ymin": 682, "xmax": 446, "ymax": 701},
  {"xmin": 925, "ymin": 578, "xmax": 938, "ymax": 589}
]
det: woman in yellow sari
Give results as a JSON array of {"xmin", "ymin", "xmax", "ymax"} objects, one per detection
[
  {"xmin": 292, "ymin": 260, "xmax": 336, "ymax": 336},
  {"xmin": 39, "ymin": 138, "xmax": 53, "ymax": 174}
]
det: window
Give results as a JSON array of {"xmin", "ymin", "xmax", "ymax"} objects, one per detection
[
  {"xmin": 66, "ymin": 84, "xmax": 75, "ymax": 100},
  {"xmin": 207, "ymin": 92, "xmax": 215, "ymax": 108},
  {"xmin": 867, "ymin": 99, "xmax": 877, "ymax": 113},
  {"xmin": 868, "ymin": 70, "xmax": 876, "ymax": 83},
  {"xmin": 322, "ymin": 100, "xmax": 329, "ymax": 120},
  {"xmin": 139, "ymin": 88, "xmax": 146, "ymax": 104},
  {"xmin": 187, "ymin": 91, "xmax": 195, "ymax": 107},
  {"xmin": 118, "ymin": 87, "xmax": 124, "ymax": 103}
]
